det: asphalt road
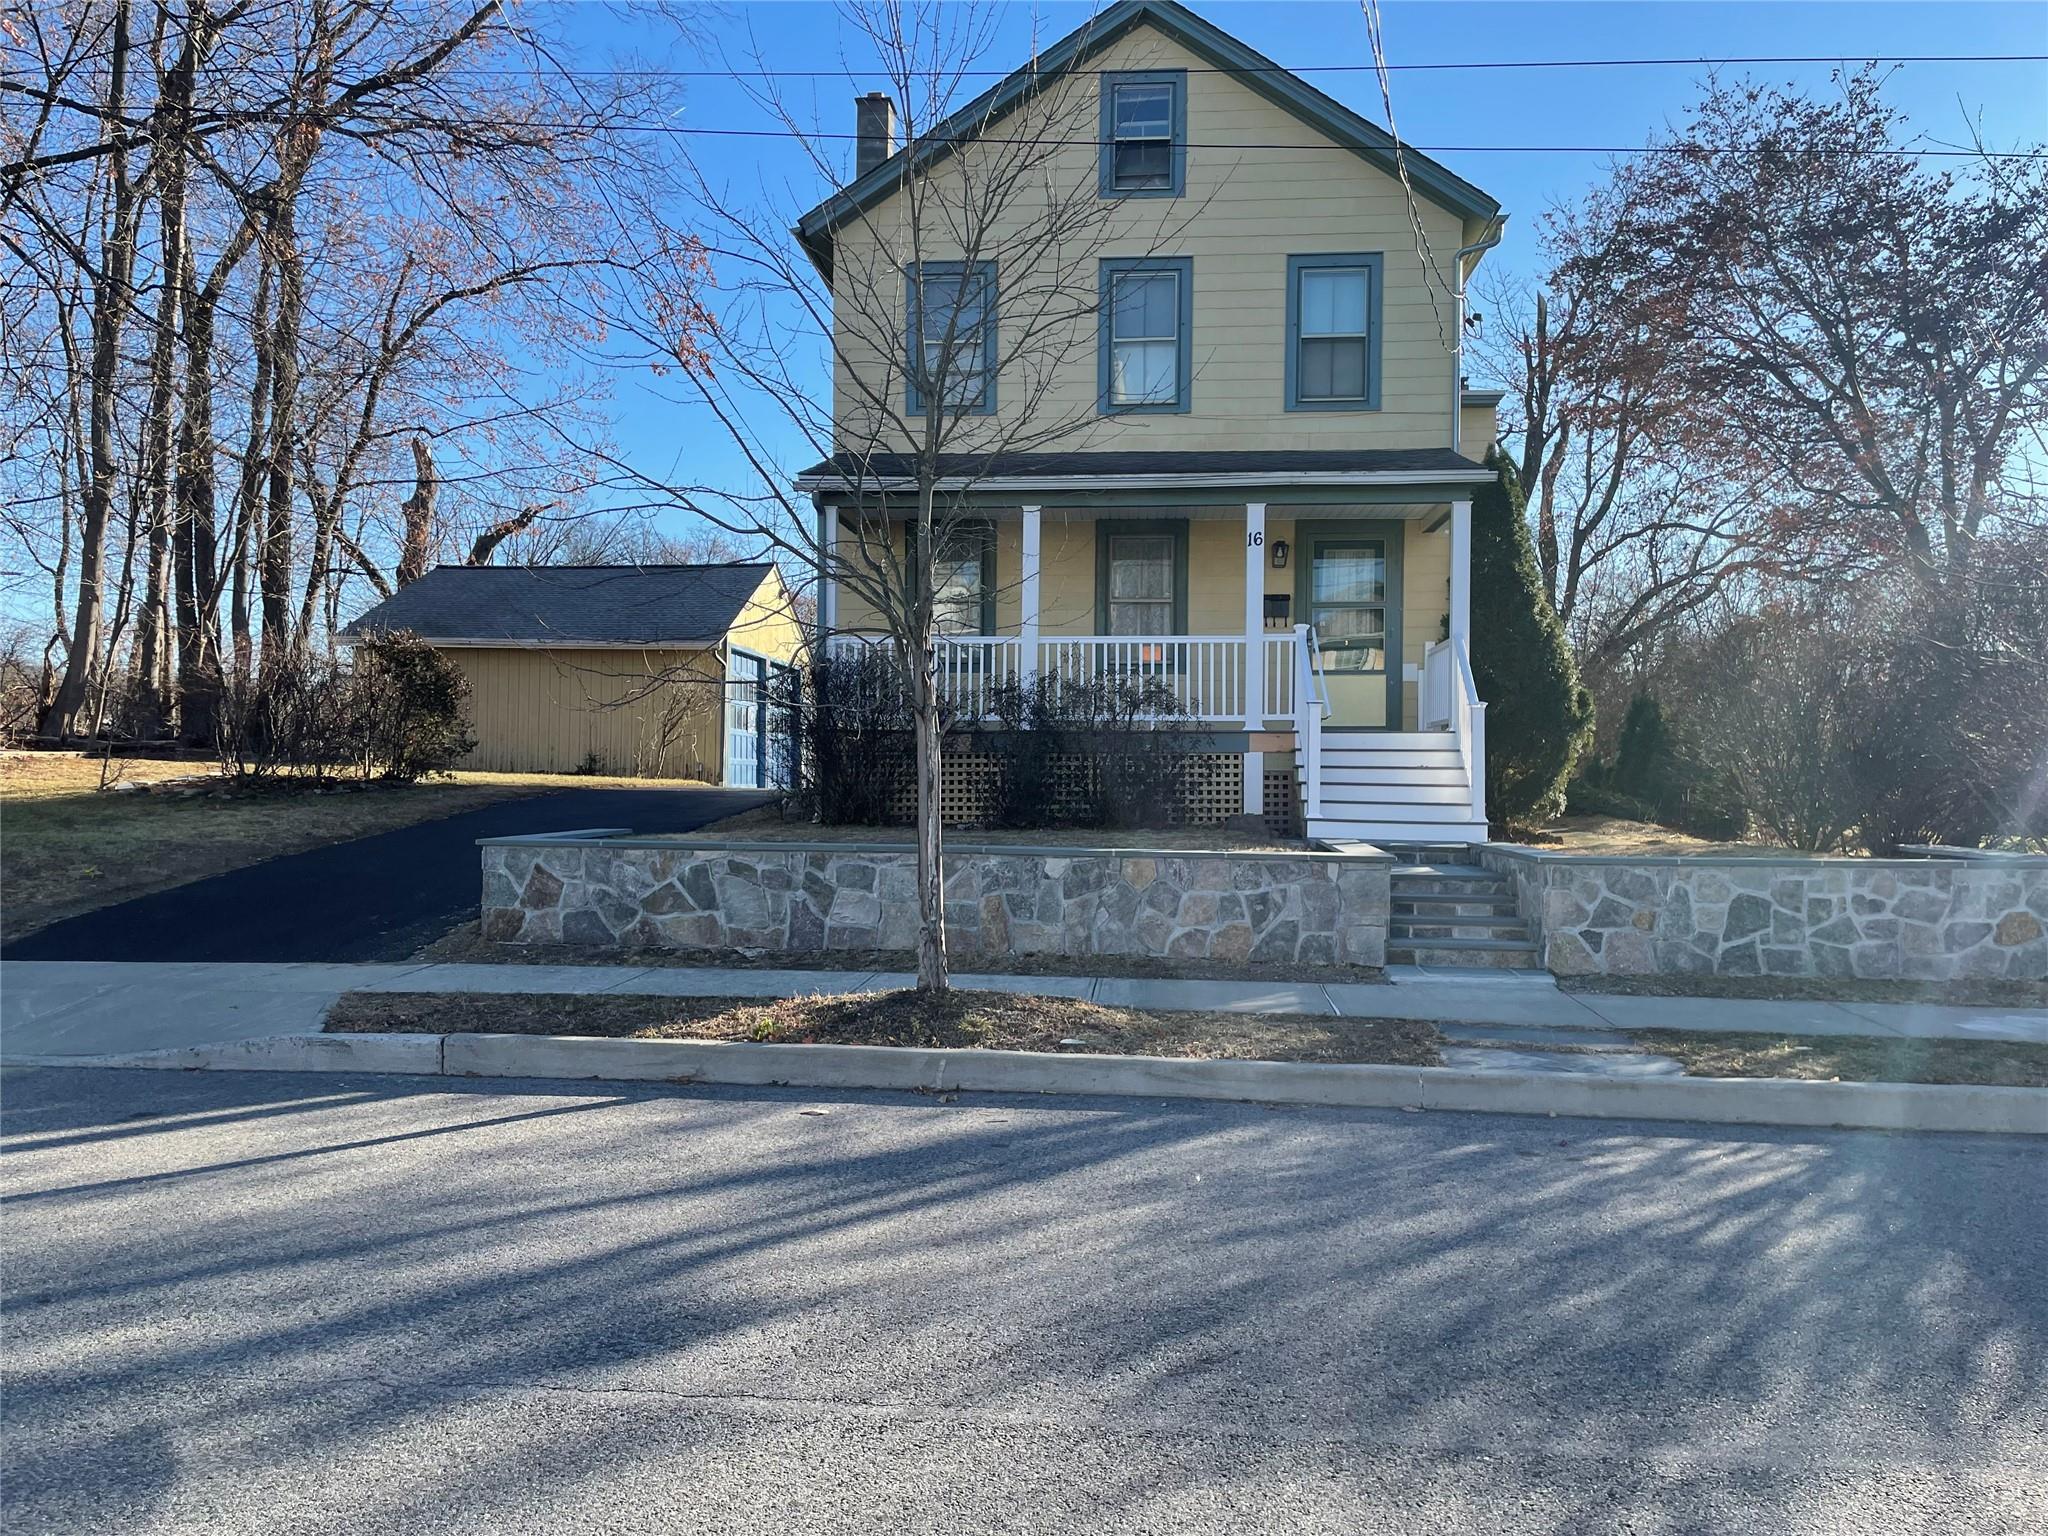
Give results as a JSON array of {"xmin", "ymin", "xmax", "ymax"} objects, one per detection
[
  {"xmin": 0, "ymin": 787, "xmax": 770, "ymax": 965},
  {"xmin": 3, "ymin": 1067, "xmax": 2042, "ymax": 1534}
]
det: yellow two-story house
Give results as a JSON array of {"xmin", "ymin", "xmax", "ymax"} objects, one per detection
[{"xmin": 795, "ymin": 0, "xmax": 1505, "ymax": 844}]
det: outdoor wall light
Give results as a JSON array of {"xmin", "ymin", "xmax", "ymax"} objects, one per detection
[{"xmin": 1270, "ymin": 538, "xmax": 1290, "ymax": 569}]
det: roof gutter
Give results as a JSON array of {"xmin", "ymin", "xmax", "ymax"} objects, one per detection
[
  {"xmin": 336, "ymin": 635, "xmax": 718, "ymax": 651},
  {"xmin": 794, "ymin": 467, "xmax": 1498, "ymax": 495}
]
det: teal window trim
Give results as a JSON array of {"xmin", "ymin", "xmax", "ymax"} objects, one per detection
[
  {"xmin": 1097, "ymin": 256, "xmax": 1193, "ymax": 416},
  {"xmin": 905, "ymin": 520, "xmax": 997, "ymax": 635},
  {"xmin": 1284, "ymin": 252, "xmax": 1383, "ymax": 412},
  {"xmin": 1094, "ymin": 518, "xmax": 1190, "ymax": 635},
  {"xmin": 1098, "ymin": 69, "xmax": 1187, "ymax": 198},
  {"xmin": 905, "ymin": 261, "xmax": 997, "ymax": 417}
]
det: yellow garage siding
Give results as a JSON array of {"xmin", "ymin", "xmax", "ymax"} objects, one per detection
[
  {"xmin": 827, "ymin": 20, "xmax": 1476, "ymax": 458},
  {"xmin": 726, "ymin": 567, "xmax": 808, "ymax": 666},
  {"xmin": 450, "ymin": 647, "xmax": 726, "ymax": 779}
]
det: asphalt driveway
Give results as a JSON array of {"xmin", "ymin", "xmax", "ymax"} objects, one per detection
[
  {"xmin": 3, "ymin": 1068, "xmax": 2042, "ymax": 1533},
  {"xmin": 0, "ymin": 788, "xmax": 770, "ymax": 965}
]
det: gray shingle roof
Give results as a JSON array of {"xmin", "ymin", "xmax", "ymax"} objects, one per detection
[
  {"xmin": 341, "ymin": 563, "xmax": 776, "ymax": 647},
  {"xmin": 796, "ymin": 448, "xmax": 1492, "ymax": 482}
]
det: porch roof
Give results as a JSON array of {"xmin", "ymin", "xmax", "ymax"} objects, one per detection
[{"xmin": 796, "ymin": 448, "xmax": 1494, "ymax": 497}]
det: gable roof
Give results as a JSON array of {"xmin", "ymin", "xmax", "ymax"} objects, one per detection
[
  {"xmin": 340, "ymin": 563, "xmax": 778, "ymax": 648},
  {"xmin": 797, "ymin": 0, "xmax": 1500, "ymax": 275}
]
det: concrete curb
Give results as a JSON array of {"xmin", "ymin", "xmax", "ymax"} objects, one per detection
[{"xmin": 11, "ymin": 1030, "xmax": 2045, "ymax": 1136}]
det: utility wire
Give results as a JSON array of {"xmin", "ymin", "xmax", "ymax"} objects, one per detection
[{"xmin": 381, "ymin": 54, "xmax": 2048, "ymax": 79}]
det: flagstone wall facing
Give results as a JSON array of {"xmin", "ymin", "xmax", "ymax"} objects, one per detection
[
  {"xmin": 481, "ymin": 836, "xmax": 1394, "ymax": 967},
  {"xmin": 1476, "ymin": 846, "xmax": 2048, "ymax": 981}
]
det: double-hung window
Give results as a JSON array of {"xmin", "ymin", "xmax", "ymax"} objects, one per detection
[
  {"xmin": 1098, "ymin": 257, "xmax": 1193, "ymax": 414},
  {"xmin": 1099, "ymin": 71, "xmax": 1185, "ymax": 197},
  {"xmin": 1096, "ymin": 520, "xmax": 1189, "ymax": 639},
  {"xmin": 1285, "ymin": 253, "xmax": 1382, "ymax": 411},
  {"xmin": 906, "ymin": 261, "xmax": 996, "ymax": 415},
  {"xmin": 908, "ymin": 523, "xmax": 994, "ymax": 636}
]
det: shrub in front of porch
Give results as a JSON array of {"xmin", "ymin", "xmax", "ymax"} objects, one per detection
[
  {"xmin": 972, "ymin": 673, "xmax": 1197, "ymax": 831},
  {"xmin": 1472, "ymin": 446, "xmax": 1594, "ymax": 822}
]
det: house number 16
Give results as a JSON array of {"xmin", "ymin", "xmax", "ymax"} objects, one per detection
[{"xmin": 1247, "ymin": 531, "xmax": 1263, "ymax": 548}]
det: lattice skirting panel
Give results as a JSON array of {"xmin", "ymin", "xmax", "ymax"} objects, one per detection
[
  {"xmin": 886, "ymin": 750, "xmax": 1250, "ymax": 827},
  {"xmin": 1264, "ymin": 765, "xmax": 1304, "ymax": 840}
]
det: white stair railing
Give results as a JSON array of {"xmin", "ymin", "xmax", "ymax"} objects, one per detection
[
  {"xmin": 1452, "ymin": 637, "xmax": 1488, "ymax": 827},
  {"xmin": 1420, "ymin": 639, "xmax": 1454, "ymax": 731},
  {"xmin": 1292, "ymin": 623, "xmax": 1331, "ymax": 820}
]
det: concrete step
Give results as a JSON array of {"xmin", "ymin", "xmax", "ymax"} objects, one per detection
[
  {"xmin": 1307, "ymin": 818, "xmax": 1489, "ymax": 845},
  {"xmin": 1393, "ymin": 894, "xmax": 1520, "ymax": 918},
  {"xmin": 1388, "ymin": 872, "xmax": 1510, "ymax": 897},
  {"xmin": 1391, "ymin": 915, "xmax": 1533, "ymax": 941},
  {"xmin": 1386, "ymin": 937, "xmax": 1542, "ymax": 969}
]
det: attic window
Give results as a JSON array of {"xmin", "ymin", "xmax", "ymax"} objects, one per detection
[{"xmin": 1099, "ymin": 71, "xmax": 1186, "ymax": 198}]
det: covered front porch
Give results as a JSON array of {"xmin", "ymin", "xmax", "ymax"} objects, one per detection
[{"xmin": 802, "ymin": 453, "xmax": 1496, "ymax": 840}]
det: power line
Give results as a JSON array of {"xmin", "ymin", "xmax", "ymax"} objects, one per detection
[
  {"xmin": 429, "ymin": 121, "xmax": 2048, "ymax": 159},
  {"xmin": 420, "ymin": 53, "xmax": 2048, "ymax": 79}
]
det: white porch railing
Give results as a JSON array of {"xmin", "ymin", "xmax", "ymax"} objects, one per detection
[
  {"xmin": 1421, "ymin": 636, "xmax": 1488, "ymax": 825},
  {"xmin": 1293, "ymin": 623, "xmax": 1332, "ymax": 818},
  {"xmin": 827, "ymin": 631, "xmax": 1311, "ymax": 726}
]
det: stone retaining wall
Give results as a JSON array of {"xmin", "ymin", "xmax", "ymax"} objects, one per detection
[
  {"xmin": 1477, "ymin": 846, "xmax": 2048, "ymax": 981},
  {"xmin": 482, "ymin": 836, "xmax": 1392, "ymax": 966}
]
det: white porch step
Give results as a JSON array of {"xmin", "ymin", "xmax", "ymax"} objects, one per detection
[
  {"xmin": 1319, "ymin": 781, "xmax": 1472, "ymax": 806},
  {"xmin": 1321, "ymin": 764, "xmax": 1470, "ymax": 786},
  {"xmin": 1323, "ymin": 730, "xmax": 1456, "ymax": 750},
  {"xmin": 1309, "ymin": 817, "xmax": 1489, "ymax": 845},
  {"xmin": 1319, "ymin": 755, "xmax": 1466, "ymax": 775}
]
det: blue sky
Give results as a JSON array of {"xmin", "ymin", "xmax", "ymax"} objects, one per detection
[{"xmin": 552, "ymin": 0, "xmax": 2048, "ymax": 545}]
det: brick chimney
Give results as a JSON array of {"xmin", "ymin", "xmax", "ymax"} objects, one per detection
[{"xmin": 855, "ymin": 92, "xmax": 897, "ymax": 178}]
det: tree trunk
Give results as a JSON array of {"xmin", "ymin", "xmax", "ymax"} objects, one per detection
[
  {"xmin": 912, "ymin": 677, "xmax": 948, "ymax": 992},
  {"xmin": 174, "ymin": 244, "xmax": 227, "ymax": 743},
  {"xmin": 132, "ymin": 180, "xmax": 185, "ymax": 737},
  {"xmin": 396, "ymin": 436, "xmax": 436, "ymax": 585},
  {"xmin": 261, "ymin": 191, "xmax": 302, "ymax": 657},
  {"xmin": 41, "ymin": 0, "xmax": 138, "ymax": 740}
]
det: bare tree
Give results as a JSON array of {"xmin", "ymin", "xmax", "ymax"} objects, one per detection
[{"xmin": 589, "ymin": 1, "xmax": 1205, "ymax": 990}]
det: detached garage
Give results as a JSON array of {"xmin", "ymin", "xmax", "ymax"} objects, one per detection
[{"xmin": 341, "ymin": 563, "xmax": 804, "ymax": 786}]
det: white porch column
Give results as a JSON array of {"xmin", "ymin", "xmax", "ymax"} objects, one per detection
[
  {"xmin": 1020, "ymin": 504, "xmax": 1041, "ymax": 677},
  {"xmin": 1243, "ymin": 500, "xmax": 1266, "ymax": 814},
  {"xmin": 1449, "ymin": 497, "xmax": 1472, "ymax": 650},
  {"xmin": 819, "ymin": 503, "xmax": 840, "ymax": 643}
]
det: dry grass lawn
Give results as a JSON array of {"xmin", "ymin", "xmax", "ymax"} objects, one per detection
[
  {"xmin": 1566, "ymin": 973, "xmax": 2048, "ymax": 1008},
  {"xmin": 0, "ymin": 753, "xmax": 707, "ymax": 938},
  {"xmin": 1510, "ymin": 815, "xmax": 1799, "ymax": 858},
  {"xmin": 1638, "ymin": 1029, "xmax": 2048, "ymax": 1088},
  {"xmin": 325, "ymin": 988, "xmax": 1441, "ymax": 1065}
]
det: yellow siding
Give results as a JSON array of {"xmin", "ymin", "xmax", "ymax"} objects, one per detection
[
  {"xmin": 1459, "ymin": 403, "xmax": 1498, "ymax": 461},
  {"xmin": 726, "ymin": 567, "xmax": 808, "ymax": 666},
  {"xmin": 447, "ymin": 568, "xmax": 807, "ymax": 780},
  {"xmin": 827, "ymin": 20, "xmax": 1477, "ymax": 457},
  {"xmin": 451, "ymin": 647, "xmax": 726, "ymax": 778}
]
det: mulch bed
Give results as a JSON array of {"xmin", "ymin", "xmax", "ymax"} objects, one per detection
[{"xmin": 325, "ymin": 988, "xmax": 1441, "ymax": 1066}]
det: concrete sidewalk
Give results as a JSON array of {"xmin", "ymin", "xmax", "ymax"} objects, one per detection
[{"xmin": 3, "ymin": 958, "xmax": 2042, "ymax": 1062}]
